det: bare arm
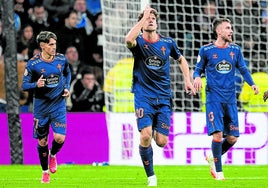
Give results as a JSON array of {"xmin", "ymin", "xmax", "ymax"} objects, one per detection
[
  {"xmin": 177, "ymin": 56, "xmax": 196, "ymax": 95},
  {"xmin": 125, "ymin": 5, "xmax": 156, "ymax": 49}
]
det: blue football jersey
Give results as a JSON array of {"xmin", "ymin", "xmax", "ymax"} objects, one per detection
[
  {"xmin": 193, "ymin": 43, "xmax": 254, "ymax": 103},
  {"xmin": 22, "ymin": 53, "xmax": 71, "ymax": 114},
  {"xmin": 129, "ymin": 34, "xmax": 181, "ymax": 98}
]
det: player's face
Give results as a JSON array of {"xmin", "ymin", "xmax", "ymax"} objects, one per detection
[
  {"xmin": 41, "ymin": 38, "xmax": 57, "ymax": 57},
  {"xmin": 143, "ymin": 13, "xmax": 157, "ymax": 32},
  {"xmin": 219, "ymin": 22, "xmax": 233, "ymax": 43}
]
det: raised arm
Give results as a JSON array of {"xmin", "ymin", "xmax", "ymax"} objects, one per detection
[{"xmin": 125, "ymin": 5, "xmax": 156, "ymax": 49}]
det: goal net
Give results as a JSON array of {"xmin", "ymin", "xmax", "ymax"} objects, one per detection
[{"xmin": 102, "ymin": 0, "xmax": 268, "ymax": 113}]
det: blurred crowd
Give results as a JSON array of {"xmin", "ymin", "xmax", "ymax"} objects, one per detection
[{"xmin": 0, "ymin": 0, "xmax": 104, "ymax": 112}]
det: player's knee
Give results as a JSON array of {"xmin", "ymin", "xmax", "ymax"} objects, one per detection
[
  {"xmin": 227, "ymin": 136, "xmax": 237, "ymax": 145},
  {"xmin": 155, "ymin": 135, "xmax": 168, "ymax": 147},
  {"xmin": 140, "ymin": 127, "xmax": 153, "ymax": 145},
  {"xmin": 140, "ymin": 133, "xmax": 152, "ymax": 145},
  {"xmin": 54, "ymin": 134, "xmax": 65, "ymax": 144},
  {"xmin": 155, "ymin": 141, "xmax": 167, "ymax": 147},
  {"xmin": 38, "ymin": 137, "xmax": 48, "ymax": 146},
  {"xmin": 212, "ymin": 131, "xmax": 223, "ymax": 142},
  {"xmin": 36, "ymin": 124, "xmax": 49, "ymax": 139}
]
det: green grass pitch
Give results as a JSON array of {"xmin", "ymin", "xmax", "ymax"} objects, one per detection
[{"xmin": 0, "ymin": 165, "xmax": 267, "ymax": 187}]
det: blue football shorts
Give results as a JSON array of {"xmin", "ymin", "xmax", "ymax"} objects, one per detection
[
  {"xmin": 134, "ymin": 95, "xmax": 172, "ymax": 136},
  {"xmin": 33, "ymin": 110, "xmax": 67, "ymax": 139},
  {"xmin": 206, "ymin": 102, "xmax": 240, "ymax": 137}
]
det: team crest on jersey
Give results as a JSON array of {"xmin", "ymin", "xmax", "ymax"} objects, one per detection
[
  {"xmin": 160, "ymin": 46, "xmax": 166, "ymax": 55},
  {"xmin": 216, "ymin": 60, "xmax": 232, "ymax": 74},
  {"xmin": 57, "ymin": 64, "xmax": 62, "ymax": 72},
  {"xmin": 230, "ymin": 52, "xmax": 234, "ymax": 60},
  {"xmin": 145, "ymin": 56, "xmax": 164, "ymax": 69}
]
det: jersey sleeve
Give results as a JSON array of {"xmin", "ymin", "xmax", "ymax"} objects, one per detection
[
  {"xmin": 236, "ymin": 47, "xmax": 255, "ymax": 86},
  {"xmin": 170, "ymin": 38, "xmax": 181, "ymax": 60},
  {"xmin": 21, "ymin": 62, "xmax": 37, "ymax": 91},
  {"xmin": 193, "ymin": 46, "xmax": 206, "ymax": 79}
]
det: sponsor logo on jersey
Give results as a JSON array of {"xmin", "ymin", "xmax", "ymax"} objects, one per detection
[
  {"xmin": 145, "ymin": 56, "xmax": 164, "ymax": 68},
  {"xmin": 161, "ymin": 123, "xmax": 170, "ymax": 130},
  {"xmin": 55, "ymin": 122, "xmax": 66, "ymax": 128},
  {"xmin": 216, "ymin": 60, "xmax": 232, "ymax": 74},
  {"xmin": 45, "ymin": 74, "xmax": 60, "ymax": 88}
]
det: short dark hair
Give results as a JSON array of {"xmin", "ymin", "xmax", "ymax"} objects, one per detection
[
  {"xmin": 62, "ymin": 9, "xmax": 78, "ymax": 20},
  {"xmin": 138, "ymin": 9, "xmax": 158, "ymax": 22},
  {"xmin": 36, "ymin": 31, "xmax": 57, "ymax": 44},
  {"xmin": 212, "ymin": 18, "xmax": 231, "ymax": 38},
  {"xmin": 81, "ymin": 66, "xmax": 95, "ymax": 78}
]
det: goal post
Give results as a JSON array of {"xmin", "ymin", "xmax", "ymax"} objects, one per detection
[{"xmin": 102, "ymin": 0, "xmax": 146, "ymax": 113}]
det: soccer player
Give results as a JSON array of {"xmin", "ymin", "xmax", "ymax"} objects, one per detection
[
  {"xmin": 263, "ymin": 90, "xmax": 268, "ymax": 102},
  {"xmin": 193, "ymin": 18, "xmax": 259, "ymax": 180},
  {"xmin": 125, "ymin": 5, "xmax": 195, "ymax": 186},
  {"xmin": 22, "ymin": 31, "xmax": 71, "ymax": 183}
]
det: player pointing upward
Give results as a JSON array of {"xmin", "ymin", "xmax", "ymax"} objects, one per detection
[
  {"xmin": 193, "ymin": 18, "xmax": 259, "ymax": 180},
  {"xmin": 125, "ymin": 5, "xmax": 195, "ymax": 186}
]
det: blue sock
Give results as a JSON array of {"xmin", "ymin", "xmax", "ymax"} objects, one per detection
[
  {"xmin": 139, "ymin": 145, "xmax": 154, "ymax": 177},
  {"xmin": 212, "ymin": 140, "xmax": 222, "ymax": 172},
  {"xmin": 222, "ymin": 138, "xmax": 234, "ymax": 155}
]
